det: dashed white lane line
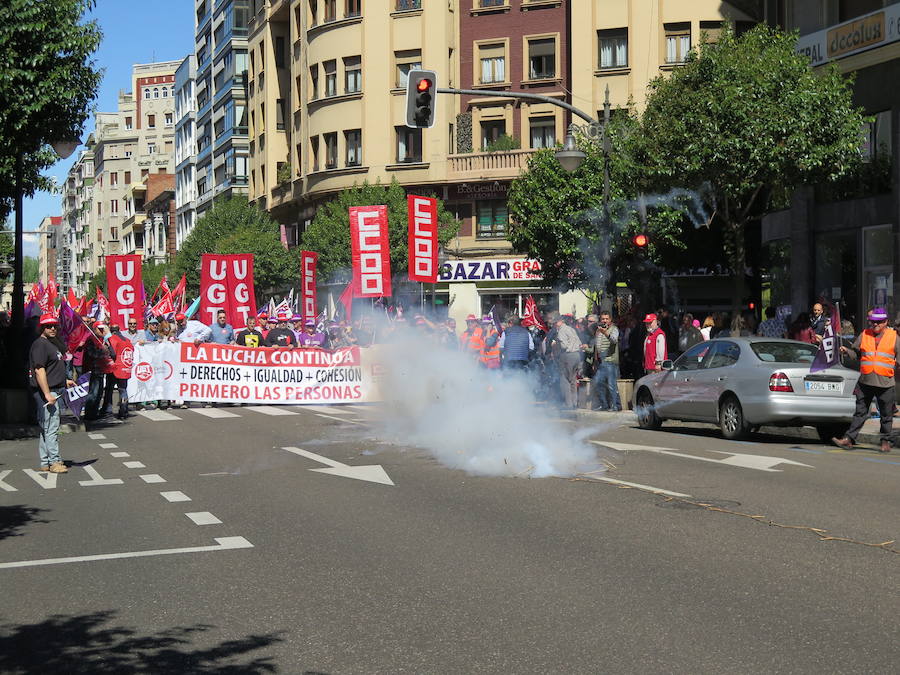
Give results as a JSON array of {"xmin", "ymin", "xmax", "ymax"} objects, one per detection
[
  {"xmin": 301, "ymin": 405, "xmax": 355, "ymax": 415},
  {"xmin": 110, "ymin": 452, "xmax": 130, "ymax": 458},
  {"xmin": 140, "ymin": 474, "xmax": 166, "ymax": 484},
  {"xmin": 315, "ymin": 413, "xmax": 363, "ymax": 425},
  {"xmin": 583, "ymin": 475, "xmax": 692, "ymax": 498},
  {"xmin": 161, "ymin": 491, "xmax": 191, "ymax": 502},
  {"xmin": 123, "ymin": 461, "xmax": 146, "ymax": 469},
  {"xmin": 98, "ymin": 443, "xmax": 118, "ymax": 449},
  {"xmin": 0, "ymin": 537, "xmax": 254, "ymax": 569},
  {"xmin": 185, "ymin": 511, "xmax": 222, "ymax": 525},
  {"xmin": 244, "ymin": 405, "xmax": 298, "ymax": 416},
  {"xmin": 137, "ymin": 409, "xmax": 181, "ymax": 421},
  {"xmin": 191, "ymin": 407, "xmax": 240, "ymax": 418},
  {"xmin": 88, "ymin": 433, "xmax": 106, "ymax": 440}
]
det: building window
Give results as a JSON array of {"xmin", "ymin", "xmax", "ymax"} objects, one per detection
[
  {"xmin": 165, "ymin": 112, "xmax": 174, "ymax": 126},
  {"xmin": 481, "ymin": 119, "xmax": 505, "ymax": 150},
  {"xmin": 478, "ymin": 43, "xmax": 506, "ymax": 84},
  {"xmin": 480, "ymin": 0, "xmax": 504, "ymax": 6},
  {"xmin": 162, "ymin": 87, "xmax": 168, "ymax": 97},
  {"xmin": 324, "ymin": 132, "xmax": 338, "ymax": 168},
  {"xmin": 344, "ymin": 56, "xmax": 361, "ymax": 93},
  {"xmin": 396, "ymin": 126, "xmax": 422, "ymax": 162},
  {"xmin": 395, "ymin": 49, "xmax": 422, "ymax": 88},
  {"xmin": 125, "ymin": 116, "xmax": 133, "ymax": 130},
  {"xmin": 324, "ymin": 0, "xmax": 336, "ymax": 21},
  {"xmin": 309, "ymin": 0, "xmax": 318, "ymax": 25},
  {"xmin": 110, "ymin": 172, "xmax": 118, "ymax": 186},
  {"xmin": 275, "ymin": 36, "xmax": 286, "ymax": 68},
  {"xmin": 529, "ymin": 116, "xmax": 555, "ymax": 149},
  {"xmin": 110, "ymin": 227, "xmax": 117, "ymax": 240},
  {"xmin": 345, "ymin": 129, "xmax": 362, "ymax": 166},
  {"xmin": 144, "ymin": 88, "xmax": 150, "ymax": 99},
  {"xmin": 396, "ymin": 0, "xmax": 421, "ymax": 9},
  {"xmin": 153, "ymin": 87, "xmax": 159, "ymax": 98},
  {"xmin": 311, "ymin": 136, "xmax": 320, "ymax": 171},
  {"xmin": 97, "ymin": 202, "xmax": 101, "ymax": 216},
  {"xmin": 324, "ymin": 60, "xmax": 337, "ymax": 97},
  {"xmin": 598, "ymin": 28, "xmax": 628, "ymax": 69},
  {"xmin": 147, "ymin": 114, "xmax": 156, "ymax": 128},
  {"xmin": 476, "ymin": 201, "xmax": 508, "ymax": 239},
  {"xmin": 665, "ymin": 23, "xmax": 691, "ymax": 63},
  {"xmin": 699, "ymin": 21, "xmax": 723, "ymax": 44},
  {"xmin": 346, "ymin": 0, "xmax": 361, "ymax": 17},
  {"xmin": 141, "ymin": 169, "xmax": 149, "ymax": 178},
  {"xmin": 110, "ymin": 199, "xmax": 118, "ymax": 214},
  {"xmin": 124, "ymin": 171, "xmax": 131, "ymax": 184},
  {"xmin": 276, "ymin": 99, "xmax": 286, "ymax": 131},
  {"xmin": 147, "ymin": 142, "xmax": 156, "ymax": 154},
  {"xmin": 527, "ymin": 38, "xmax": 556, "ymax": 80},
  {"xmin": 309, "ymin": 64, "xmax": 319, "ymax": 99}
]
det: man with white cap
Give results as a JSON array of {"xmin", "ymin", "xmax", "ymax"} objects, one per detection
[
  {"xmin": 29, "ymin": 313, "xmax": 75, "ymax": 473},
  {"xmin": 642, "ymin": 313, "xmax": 668, "ymax": 375},
  {"xmin": 833, "ymin": 307, "xmax": 899, "ymax": 452}
]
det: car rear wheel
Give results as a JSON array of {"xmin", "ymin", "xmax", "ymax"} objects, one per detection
[
  {"xmin": 719, "ymin": 395, "xmax": 750, "ymax": 440},
  {"xmin": 636, "ymin": 389, "xmax": 662, "ymax": 430},
  {"xmin": 816, "ymin": 424, "xmax": 849, "ymax": 444}
]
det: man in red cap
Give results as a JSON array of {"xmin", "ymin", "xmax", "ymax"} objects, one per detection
[
  {"xmin": 29, "ymin": 314, "xmax": 75, "ymax": 473},
  {"xmin": 643, "ymin": 313, "xmax": 668, "ymax": 375},
  {"xmin": 459, "ymin": 314, "xmax": 484, "ymax": 358},
  {"xmin": 83, "ymin": 320, "xmax": 115, "ymax": 421},
  {"xmin": 833, "ymin": 306, "xmax": 899, "ymax": 452}
]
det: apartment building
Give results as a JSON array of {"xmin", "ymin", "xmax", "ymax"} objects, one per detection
[
  {"xmin": 762, "ymin": 0, "xmax": 900, "ymax": 326},
  {"xmin": 36, "ymin": 216, "xmax": 62, "ymax": 287},
  {"xmin": 193, "ymin": 0, "xmax": 250, "ymax": 222},
  {"xmin": 175, "ymin": 55, "xmax": 199, "ymax": 249},
  {"xmin": 63, "ymin": 148, "xmax": 94, "ymax": 294},
  {"xmin": 247, "ymin": 1, "xmax": 759, "ymax": 324}
]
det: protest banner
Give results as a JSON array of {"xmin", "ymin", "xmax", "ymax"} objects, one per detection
[
  {"xmin": 199, "ymin": 254, "xmax": 257, "ymax": 328},
  {"xmin": 127, "ymin": 342, "xmax": 384, "ymax": 405},
  {"xmin": 349, "ymin": 205, "xmax": 391, "ymax": 297},
  {"xmin": 407, "ymin": 195, "xmax": 438, "ymax": 283},
  {"xmin": 106, "ymin": 255, "xmax": 144, "ymax": 329},
  {"xmin": 300, "ymin": 251, "xmax": 318, "ymax": 322}
]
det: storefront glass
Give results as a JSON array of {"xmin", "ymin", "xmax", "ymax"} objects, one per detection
[
  {"xmin": 814, "ymin": 230, "xmax": 858, "ymax": 323},
  {"xmin": 863, "ymin": 224, "xmax": 893, "ymax": 319},
  {"xmin": 479, "ymin": 291, "xmax": 559, "ymax": 319},
  {"xmin": 761, "ymin": 238, "xmax": 792, "ymax": 312}
]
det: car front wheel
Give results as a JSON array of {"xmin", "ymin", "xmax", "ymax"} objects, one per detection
[
  {"xmin": 719, "ymin": 396, "xmax": 750, "ymax": 440},
  {"xmin": 636, "ymin": 389, "xmax": 662, "ymax": 430}
]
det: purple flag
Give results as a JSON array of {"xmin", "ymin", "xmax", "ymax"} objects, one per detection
[
  {"xmin": 810, "ymin": 303, "xmax": 842, "ymax": 373},
  {"xmin": 63, "ymin": 373, "xmax": 91, "ymax": 421}
]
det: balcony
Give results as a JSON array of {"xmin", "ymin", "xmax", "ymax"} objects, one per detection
[{"xmin": 447, "ymin": 149, "xmax": 537, "ymax": 181}]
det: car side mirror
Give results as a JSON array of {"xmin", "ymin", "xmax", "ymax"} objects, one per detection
[{"xmin": 661, "ymin": 360, "xmax": 674, "ymax": 371}]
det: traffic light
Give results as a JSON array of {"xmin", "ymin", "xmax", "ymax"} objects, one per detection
[
  {"xmin": 632, "ymin": 233, "xmax": 649, "ymax": 248},
  {"xmin": 405, "ymin": 69, "xmax": 437, "ymax": 129}
]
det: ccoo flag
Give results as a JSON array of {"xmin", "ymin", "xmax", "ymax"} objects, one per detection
[{"xmin": 810, "ymin": 303, "xmax": 842, "ymax": 373}]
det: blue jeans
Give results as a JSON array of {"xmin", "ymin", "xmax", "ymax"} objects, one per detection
[
  {"xmin": 34, "ymin": 389, "xmax": 63, "ymax": 466},
  {"xmin": 591, "ymin": 362, "xmax": 621, "ymax": 410}
]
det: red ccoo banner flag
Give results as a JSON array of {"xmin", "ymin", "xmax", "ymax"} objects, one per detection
[
  {"xmin": 407, "ymin": 195, "xmax": 438, "ymax": 283},
  {"xmin": 349, "ymin": 205, "xmax": 392, "ymax": 298},
  {"xmin": 106, "ymin": 254, "xmax": 144, "ymax": 328},
  {"xmin": 300, "ymin": 250, "xmax": 318, "ymax": 321}
]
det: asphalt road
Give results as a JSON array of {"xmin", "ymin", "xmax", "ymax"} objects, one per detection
[{"xmin": 0, "ymin": 403, "xmax": 897, "ymax": 674}]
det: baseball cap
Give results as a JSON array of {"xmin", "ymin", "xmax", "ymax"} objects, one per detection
[
  {"xmin": 643, "ymin": 313, "xmax": 657, "ymax": 323},
  {"xmin": 39, "ymin": 313, "xmax": 57, "ymax": 326},
  {"xmin": 267, "ymin": 317, "xmax": 277, "ymax": 324},
  {"xmin": 466, "ymin": 314, "xmax": 477, "ymax": 321},
  {"xmin": 175, "ymin": 313, "xmax": 186, "ymax": 321},
  {"xmin": 292, "ymin": 314, "xmax": 303, "ymax": 322},
  {"xmin": 95, "ymin": 321, "xmax": 107, "ymax": 330},
  {"xmin": 277, "ymin": 313, "xmax": 289, "ymax": 322},
  {"xmin": 148, "ymin": 317, "xmax": 159, "ymax": 324},
  {"xmin": 304, "ymin": 318, "xmax": 316, "ymax": 326},
  {"xmin": 868, "ymin": 307, "xmax": 889, "ymax": 321}
]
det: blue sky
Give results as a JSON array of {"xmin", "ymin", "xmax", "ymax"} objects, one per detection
[{"xmin": 20, "ymin": 0, "xmax": 194, "ymax": 257}]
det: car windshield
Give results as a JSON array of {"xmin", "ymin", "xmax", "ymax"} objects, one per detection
[{"xmin": 750, "ymin": 341, "xmax": 818, "ymax": 364}]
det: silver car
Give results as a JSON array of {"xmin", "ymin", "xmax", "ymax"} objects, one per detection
[{"xmin": 632, "ymin": 338, "xmax": 859, "ymax": 441}]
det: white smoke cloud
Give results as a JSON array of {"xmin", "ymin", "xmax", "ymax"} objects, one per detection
[{"xmin": 372, "ymin": 334, "xmax": 608, "ymax": 478}]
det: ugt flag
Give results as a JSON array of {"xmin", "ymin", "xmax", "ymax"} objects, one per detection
[{"xmin": 810, "ymin": 303, "xmax": 841, "ymax": 373}]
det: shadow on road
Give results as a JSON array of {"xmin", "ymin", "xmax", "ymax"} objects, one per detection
[
  {"xmin": 651, "ymin": 423, "xmax": 822, "ymax": 446},
  {"xmin": 0, "ymin": 610, "xmax": 287, "ymax": 673},
  {"xmin": 0, "ymin": 505, "xmax": 50, "ymax": 541}
]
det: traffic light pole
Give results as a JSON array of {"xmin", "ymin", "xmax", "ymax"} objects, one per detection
[{"xmin": 436, "ymin": 87, "xmax": 599, "ymax": 126}]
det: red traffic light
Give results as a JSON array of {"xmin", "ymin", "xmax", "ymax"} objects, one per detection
[
  {"xmin": 632, "ymin": 233, "xmax": 649, "ymax": 247},
  {"xmin": 416, "ymin": 78, "xmax": 433, "ymax": 92}
]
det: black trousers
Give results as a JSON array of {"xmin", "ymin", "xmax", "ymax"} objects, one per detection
[{"xmin": 845, "ymin": 383, "xmax": 895, "ymax": 444}]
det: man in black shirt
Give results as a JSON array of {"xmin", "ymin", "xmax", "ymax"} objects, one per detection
[
  {"xmin": 265, "ymin": 314, "xmax": 297, "ymax": 348},
  {"xmin": 235, "ymin": 315, "xmax": 265, "ymax": 348},
  {"xmin": 29, "ymin": 314, "xmax": 74, "ymax": 473}
]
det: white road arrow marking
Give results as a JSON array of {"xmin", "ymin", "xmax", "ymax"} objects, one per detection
[
  {"xmin": 0, "ymin": 470, "xmax": 17, "ymax": 492},
  {"xmin": 593, "ymin": 441, "xmax": 813, "ymax": 472},
  {"xmin": 22, "ymin": 469, "xmax": 58, "ymax": 489},
  {"xmin": 282, "ymin": 446, "xmax": 394, "ymax": 485}
]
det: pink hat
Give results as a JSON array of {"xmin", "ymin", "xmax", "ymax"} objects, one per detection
[
  {"xmin": 643, "ymin": 313, "xmax": 657, "ymax": 323},
  {"xmin": 39, "ymin": 313, "xmax": 58, "ymax": 326},
  {"xmin": 692, "ymin": 319, "xmax": 701, "ymax": 328}
]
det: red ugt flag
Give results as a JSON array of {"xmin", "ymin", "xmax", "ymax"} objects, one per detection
[
  {"xmin": 349, "ymin": 205, "xmax": 392, "ymax": 297},
  {"xmin": 106, "ymin": 255, "xmax": 144, "ymax": 328},
  {"xmin": 407, "ymin": 195, "xmax": 438, "ymax": 283}
]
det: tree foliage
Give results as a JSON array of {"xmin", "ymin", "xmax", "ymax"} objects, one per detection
[
  {"xmin": 0, "ymin": 222, "xmax": 12, "ymax": 263},
  {"xmin": 507, "ymin": 113, "xmax": 689, "ymax": 292},
  {"xmin": 0, "ymin": 0, "xmax": 102, "ymax": 222},
  {"xmin": 174, "ymin": 196, "xmax": 288, "ymax": 297},
  {"xmin": 22, "ymin": 257, "xmax": 38, "ymax": 284},
  {"xmin": 215, "ymin": 226, "xmax": 297, "ymax": 297},
  {"xmin": 300, "ymin": 180, "xmax": 459, "ymax": 284},
  {"xmin": 633, "ymin": 24, "xmax": 865, "ymax": 309}
]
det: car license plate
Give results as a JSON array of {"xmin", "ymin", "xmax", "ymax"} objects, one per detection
[{"xmin": 805, "ymin": 381, "xmax": 841, "ymax": 392}]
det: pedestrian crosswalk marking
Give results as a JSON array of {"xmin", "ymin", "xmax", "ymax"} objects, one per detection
[
  {"xmin": 191, "ymin": 407, "xmax": 240, "ymax": 418},
  {"xmin": 301, "ymin": 405, "xmax": 355, "ymax": 415},
  {"xmin": 244, "ymin": 405, "xmax": 298, "ymax": 416},
  {"xmin": 137, "ymin": 409, "xmax": 181, "ymax": 422}
]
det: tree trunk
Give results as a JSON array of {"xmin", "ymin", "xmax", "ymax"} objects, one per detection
[{"xmin": 728, "ymin": 220, "xmax": 746, "ymax": 323}]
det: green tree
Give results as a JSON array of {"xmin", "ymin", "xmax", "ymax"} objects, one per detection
[
  {"xmin": 215, "ymin": 226, "xmax": 297, "ymax": 298},
  {"xmin": 87, "ymin": 267, "xmax": 105, "ymax": 295},
  {"xmin": 22, "ymin": 256, "xmax": 38, "ymax": 284},
  {"xmin": 634, "ymin": 24, "xmax": 865, "ymax": 312},
  {"xmin": 0, "ymin": 0, "xmax": 102, "ymax": 222},
  {"xmin": 0, "ymin": 221, "xmax": 12, "ymax": 263},
  {"xmin": 142, "ymin": 260, "xmax": 178, "ymax": 302},
  {"xmin": 300, "ymin": 179, "xmax": 459, "ymax": 284},
  {"xmin": 175, "ymin": 196, "xmax": 285, "ymax": 297},
  {"xmin": 507, "ymin": 113, "xmax": 688, "ymax": 294}
]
